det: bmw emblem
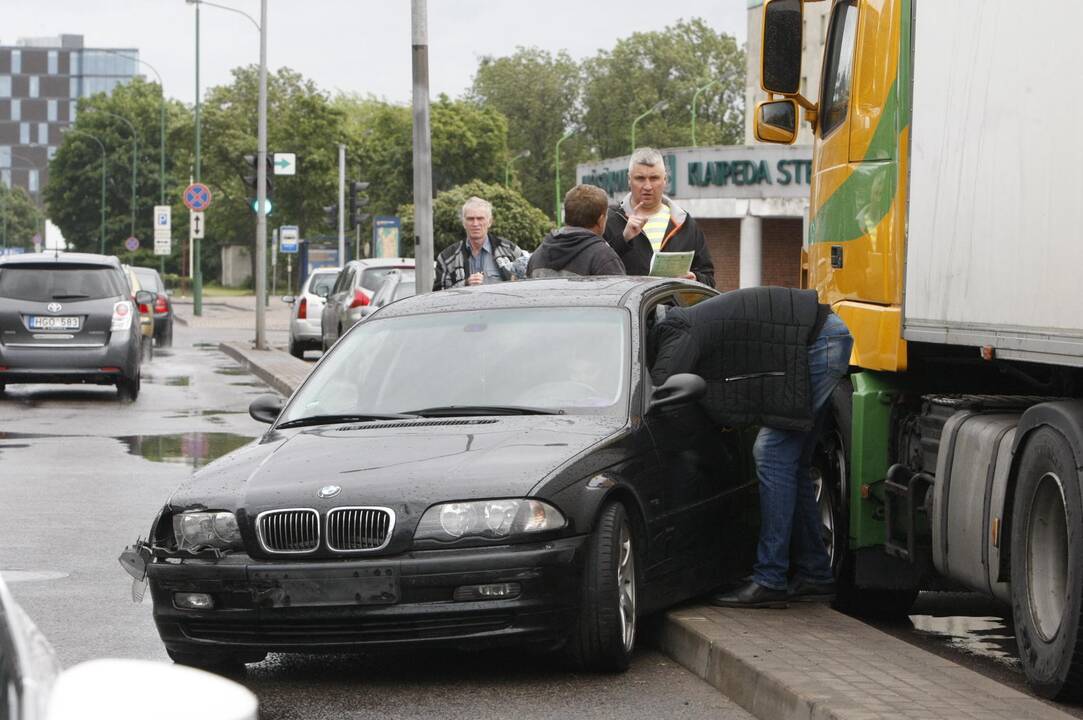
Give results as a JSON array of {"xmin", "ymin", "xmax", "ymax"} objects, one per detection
[
  {"xmin": 317, "ymin": 485, "xmax": 341, "ymax": 499},
  {"xmin": 47, "ymin": 303, "xmax": 62, "ymax": 313}
]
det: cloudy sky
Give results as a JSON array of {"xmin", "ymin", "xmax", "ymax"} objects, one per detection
[{"xmin": 4, "ymin": 1, "xmax": 749, "ymax": 104}]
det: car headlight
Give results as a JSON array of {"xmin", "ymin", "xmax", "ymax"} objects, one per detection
[
  {"xmin": 413, "ymin": 499, "xmax": 565, "ymax": 543},
  {"xmin": 172, "ymin": 511, "xmax": 243, "ymax": 550}
]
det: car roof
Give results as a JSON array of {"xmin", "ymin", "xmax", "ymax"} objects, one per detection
[
  {"xmin": 0, "ymin": 252, "xmax": 121, "ymax": 268},
  {"xmin": 352, "ymin": 258, "xmax": 414, "ymax": 269},
  {"xmin": 376, "ymin": 276, "xmax": 707, "ymax": 318}
]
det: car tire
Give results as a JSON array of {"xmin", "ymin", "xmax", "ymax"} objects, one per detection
[
  {"xmin": 117, "ymin": 373, "xmax": 140, "ymax": 402},
  {"xmin": 1011, "ymin": 426, "xmax": 1083, "ymax": 700},
  {"xmin": 288, "ymin": 337, "xmax": 304, "ymax": 359},
  {"xmin": 567, "ymin": 501, "xmax": 637, "ymax": 672},
  {"xmin": 161, "ymin": 322, "xmax": 173, "ymax": 348},
  {"xmin": 167, "ymin": 648, "xmax": 266, "ymax": 673},
  {"xmin": 142, "ymin": 337, "xmax": 153, "ymax": 363}
]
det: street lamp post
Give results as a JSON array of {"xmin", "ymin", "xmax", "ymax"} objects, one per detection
[
  {"xmin": 554, "ymin": 130, "xmax": 574, "ymax": 224},
  {"xmin": 691, "ymin": 81, "xmax": 720, "ymax": 147},
  {"xmin": 504, "ymin": 149, "xmax": 530, "ymax": 187},
  {"xmin": 60, "ymin": 128, "xmax": 107, "ymax": 254},
  {"xmin": 88, "ymin": 108, "xmax": 138, "ymax": 241},
  {"xmin": 631, "ymin": 100, "xmax": 669, "ymax": 154},
  {"xmin": 187, "ymin": 0, "xmax": 267, "ymax": 348}
]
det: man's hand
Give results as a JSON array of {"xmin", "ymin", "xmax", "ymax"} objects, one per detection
[
  {"xmin": 683, "ymin": 272, "xmax": 697, "ymax": 281},
  {"xmin": 623, "ymin": 202, "xmax": 649, "ymax": 242},
  {"xmin": 466, "ymin": 272, "xmax": 484, "ymax": 286}
]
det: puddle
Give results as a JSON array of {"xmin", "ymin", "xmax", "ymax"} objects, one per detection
[
  {"xmin": 0, "ymin": 443, "xmax": 31, "ymax": 451},
  {"xmin": 214, "ymin": 367, "xmax": 248, "ymax": 376},
  {"xmin": 192, "ymin": 342, "xmax": 218, "ymax": 350},
  {"xmin": 117, "ymin": 432, "xmax": 254, "ymax": 469},
  {"xmin": 230, "ymin": 381, "xmax": 265, "ymax": 387},
  {"xmin": 155, "ymin": 350, "xmax": 175, "ymax": 357},
  {"xmin": 910, "ymin": 614, "xmax": 1020, "ymax": 667},
  {"xmin": 1, "ymin": 570, "xmax": 70, "ymax": 583},
  {"xmin": 145, "ymin": 375, "xmax": 191, "ymax": 386},
  {"xmin": 165, "ymin": 409, "xmax": 242, "ymax": 418}
]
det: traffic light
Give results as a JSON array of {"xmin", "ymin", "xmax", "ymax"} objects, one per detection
[
  {"xmin": 241, "ymin": 153, "xmax": 275, "ymax": 212},
  {"xmin": 323, "ymin": 203, "xmax": 339, "ymax": 229},
  {"xmin": 348, "ymin": 181, "xmax": 370, "ymax": 228}
]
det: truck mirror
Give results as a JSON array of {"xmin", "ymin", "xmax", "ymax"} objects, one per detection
[
  {"xmin": 755, "ymin": 99, "xmax": 799, "ymax": 144},
  {"xmin": 762, "ymin": 0, "xmax": 803, "ymax": 95}
]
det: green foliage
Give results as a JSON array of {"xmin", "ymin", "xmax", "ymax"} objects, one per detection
[
  {"xmin": 398, "ymin": 180, "xmax": 553, "ymax": 256},
  {"xmin": 469, "ymin": 48, "xmax": 583, "ymax": 219},
  {"xmin": 0, "ymin": 185, "xmax": 44, "ymax": 250},
  {"xmin": 581, "ymin": 18, "xmax": 745, "ymax": 159}
]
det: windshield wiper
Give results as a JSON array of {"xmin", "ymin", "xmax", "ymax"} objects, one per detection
[
  {"xmin": 406, "ymin": 405, "xmax": 564, "ymax": 417},
  {"xmin": 277, "ymin": 412, "xmax": 418, "ymax": 429}
]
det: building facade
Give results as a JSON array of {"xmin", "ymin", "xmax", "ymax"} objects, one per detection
[{"xmin": 0, "ymin": 35, "xmax": 138, "ymax": 200}]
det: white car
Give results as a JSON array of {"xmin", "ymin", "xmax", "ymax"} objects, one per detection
[
  {"xmin": 283, "ymin": 267, "xmax": 339, "ymax": 359},
  {"xmin": 320, "ymin": 258, "xmax": 415, "ymax": 350}
]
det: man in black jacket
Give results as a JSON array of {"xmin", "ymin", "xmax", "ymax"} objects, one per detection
[
  {"xmin": 528, "ymin": 184, "xmax": 625, "ymax": 278},
  {"xmin": 603, "ymin": 147, "xmax": 714, "ymax": 286},
  {"xmin": 650, "ymin": 287, "xmax": 853, "ymax": 607}
]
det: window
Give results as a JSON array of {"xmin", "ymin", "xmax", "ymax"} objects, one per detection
[
  {"xmin": 70, "ymin": 51, "xmax": 80, "ymax": 76},
  {"xmin": 47, "ymin": 99, "xmax": 57, "ymax": 122},
  {"xmin": 10, "ymin": 99, "xmax": 19, "ymax": 121},
  {"xmin": 47, "ymin": 146, "xmax": 57, "ymax": 161},
  {"xmin": 11, "ymin": 49, "xmax": 20, "ymax": 74},
  {"xmin": 0, "ymin": 76, "xmax": 10, "ymax": 97},
  {"xmin": 28, "ymin": 76, "xmax": 38, "ymax": 98},
  {"xmin": 48, "ymin": 50, "xmax": 58, "ymax": 75},
  {"xmin": 19, "ymin": 123, "xmax": 29, "ymax": 144},
  {"xmin": 37, "ymin": 123, "xmax": 48, "ymax": 145},
  {"xmin": 69, "ymin": 100, "xmax": 77, "ymax": 121},
  {"xmin": 0, "ymin": 266, "xmax": 129, "ymax": 302},
  {"xmin": 69, "ymin": 78, "xmax": 78, "ymax": 98},
  {"xmin": 0, "ymin": 146, "xmax": 10, "ymax": 167},
  {"xmin": 818, "ymin": 0, "xmax": 859, "ymax": 138},
  {"xmin": 0, "ymin": 170, "xmax": 9, "ymax": 188},
  {"xmin": 28, "ymin": 169, "xmax": 38, "ymax": 193}
]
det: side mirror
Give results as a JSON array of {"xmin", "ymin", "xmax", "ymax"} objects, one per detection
[
  {"xmin": 761, "ymin": 0, "xmax": 803, "ymax": 95},
  {"xmin": 249, "ymin": 394, "xmax": 285, "ymax": 424},
  {"xmin": 134, "ymin": 290, "xmax": 156, "ymax": 306},
  {"xmin": 755, "ymin": 99, "xmax": 799, "ymax": 144},
  {"xmin": 649, "ymin": 373, "xmax": 707, "ymax": 412},
  {"xmin": 281, "ymin": 295, "xmax": 296, "ymax": 304}
]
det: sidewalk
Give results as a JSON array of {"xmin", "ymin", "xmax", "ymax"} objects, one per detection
[
  {"xmin": 217, "ymin": 325, "xmax": 1073, "ymax": 720},
  {"xmin": 172, "ymin": 294, "xmax": 292, "ymax": 332}
]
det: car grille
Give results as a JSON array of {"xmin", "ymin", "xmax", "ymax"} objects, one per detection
[
  {"xmin": 326, "ymin": 507, "xmax": 394, "ymax": 552},
  {"xmin": 256, "ymin": 509, "xmax": 320, "ymax": 553}
]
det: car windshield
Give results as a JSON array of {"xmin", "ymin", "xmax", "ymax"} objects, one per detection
[
  {"xmin": 361, "ymin": 266, "xmax": 411, "ymax": 292},
  {"xmin": 281, "ymin": 307, "xmax": 629, "ymax": 420},
  {"xmin": 0, "ymin": 265, "xmax": 128, "ymax": 302},
  {"xmin": 309, "ymin": 273, "xmax": 336, "ymax": 296}
]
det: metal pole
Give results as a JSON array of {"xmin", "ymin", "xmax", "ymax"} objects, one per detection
[
  {"xmin": 554, "ymin": 130, "xmax": 573, "ymax": 223},
  {"xmin": 411, "ymin": 0, "xmax": 434, "ymax": 294},
  {"xmin": 193, "ymin": 0, "xmax": 203, "ymax": 315},
  {"xmin": 691, "ymin": 81, "xmax": 719, "ymax": 147},
  {"xmin": 338, "ymin": 144, "xmax": 345, "ymax": 263},
  {"xmin": 254, "ymin": 0, "xmax": 268, "ymax": 349}
]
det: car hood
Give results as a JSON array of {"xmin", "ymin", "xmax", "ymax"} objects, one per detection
[{"xmin": 169, "ymin": 415, "xmax": 627, "ymax": 515}]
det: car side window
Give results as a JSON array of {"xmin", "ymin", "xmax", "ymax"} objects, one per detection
[{"xmin": 642, "ymin": 294, "xmax": 681, "ymax": 389}]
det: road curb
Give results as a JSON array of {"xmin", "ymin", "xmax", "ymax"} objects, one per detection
[{"xmin": 218, "ymin": 342, "xmax": 307, "ymax": 398}]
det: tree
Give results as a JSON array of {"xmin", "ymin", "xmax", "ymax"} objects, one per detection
[
  {"xmin": 397, "ymin": 180, "xmax": 552, "ymax": 256},
  {"xmin": 469, "ymin": 48, "xmax": 583, "ymax": 219},
  {"xmin": 0, "ymin": 185, "xmax": 44, "ymax": 250},
  {"xmin": 581, "ymin": 18, "xmax": 744, "ymax": 159}
]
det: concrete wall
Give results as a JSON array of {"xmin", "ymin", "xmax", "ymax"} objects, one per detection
[{"xmin": 221, "ymin": 245, "xmax": 252, "ymax": 288}]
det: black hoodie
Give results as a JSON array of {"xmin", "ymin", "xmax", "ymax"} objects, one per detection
[{"xmin": 527, "ymin": 227, "xmax": 626, "ymax": 278}]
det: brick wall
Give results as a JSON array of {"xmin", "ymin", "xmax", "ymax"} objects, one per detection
[{"xmin": 697, "ymin": 217, "xmax": 803, "ymax": 291}]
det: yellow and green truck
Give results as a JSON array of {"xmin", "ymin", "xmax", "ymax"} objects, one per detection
[{"xmin": 755, "ymin": 0, "xmax": 1083, "ymax": 699}]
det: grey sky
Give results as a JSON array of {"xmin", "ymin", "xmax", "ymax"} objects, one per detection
[{"xmin": 4, "ymin": 1, "xmax": 748, "ymax": 105}]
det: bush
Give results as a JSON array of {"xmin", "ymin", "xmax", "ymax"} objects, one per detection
[{"xmin": 397, "ymin": 180, "xmax": 554, "ymax": 256}]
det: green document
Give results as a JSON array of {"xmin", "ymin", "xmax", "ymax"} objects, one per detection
[{"xmin": 649, "ymin": 251, "xmax": 694, "ymax": 278}]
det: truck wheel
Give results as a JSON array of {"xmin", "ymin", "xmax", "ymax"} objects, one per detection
[
  {"xmin": 1010, "ymin": 426, "xmax": 1083, "ymax": 700},
  {"xmin": 567, "ymin": 502, "xmax": 637, "ymax": 672}
]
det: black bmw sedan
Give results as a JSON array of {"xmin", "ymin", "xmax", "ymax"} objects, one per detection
[{"xmin": 126, "ymin": 277, "xmax": 758, "ymax": 672}]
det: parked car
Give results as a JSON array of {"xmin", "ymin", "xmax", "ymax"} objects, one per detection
[
  {"xmin": 0, "ymin": 252, "xmax": 147, "ymax": 400},
  {"xmin": 0, "ymin": 571, "xmax": 258, "ymax": 719},
  {"xmin": 283, "ymin": 266, "xmax": 340, "ymax": 358},
  {"xmin": 121, "ymin": 264, "xmax": 155, "ymax": 362},
  {"xmin": 320, "ymin": 258, "xmax": 414, "ymax": 350},
  {"xmin": 357, "ymin": 269, "xmax": 416, "ymax": 321},
  {"xmin": 127, "ymin": 277, "xmax": 758, "ymax": 672},
  {"xmin": 131, "ymin": 265, "xmax": 174, "ymax": 347}
]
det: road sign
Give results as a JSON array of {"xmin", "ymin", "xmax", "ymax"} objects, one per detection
[
  {"xmin": 183, "ymin": 182, "xmax": 212, "ymax": 211},
  {"xmin": 154, "ymin": 236, "xmax": 171, "ymax": 256},
  {"xmin": 190, "ymin": 211, "xmax": 205, "ymax": 240},
  {"xmin": 279, "ymin": 225, "xmax": 299, "ymax": 254},
  {"xmin": 124, "ymin": 236, "xmax": 140, "ymax": 252},
  {"xmin": 273, "ymin": 152, "xmax": 296, "ymax": 175},
  {"xmin": 154, "ymin": 205, "xmax": 172, "ymax": 231}
]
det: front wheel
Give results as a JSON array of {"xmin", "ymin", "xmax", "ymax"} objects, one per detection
[
  {"xmin": 1011, "ymin": 426, "xmax": 1083, "ymax": 700},
  {"xmin": 167, "ymin": 648, "xmax": 265, "ymax": 674},
  {"xmin": 567, "ymin": 502, "xmax": 637, "ymax": 672}
]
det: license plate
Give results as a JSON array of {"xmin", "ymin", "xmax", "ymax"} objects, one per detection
[
  {"xmin": 249, "ymin": 566, "xmax": 399, "ymax": 607},
  {"xmin": 29, "ymin": 315, "xmax": 80, "ymax": 331}
]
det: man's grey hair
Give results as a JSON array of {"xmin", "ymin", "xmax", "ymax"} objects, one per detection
[
  {"xmin": 629, "ymin": 147, "xmax": 666, "ymax": 175},
  {"xmin": 461, "ymin": 196, "xmax": 493, "ymax": 222}
]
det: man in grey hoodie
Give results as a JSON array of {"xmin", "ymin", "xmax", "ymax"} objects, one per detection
[{"xmin": 527, "ymin": 184, "xmax": 626, "ymax": 278}]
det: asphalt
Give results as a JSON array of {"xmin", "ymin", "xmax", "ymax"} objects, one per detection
[{"xmin": 172, "ymin": 297, "xmax": 1076, "ymax": 720}]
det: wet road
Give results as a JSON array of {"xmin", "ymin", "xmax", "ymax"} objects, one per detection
[{"xmin": 0, "ymin": 323, "xmax": 748, "ymax": 720}]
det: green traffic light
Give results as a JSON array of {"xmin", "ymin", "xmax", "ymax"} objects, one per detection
[{"xmin": 250, "ymin": 198, "xmax": 274, "ymax": 215}]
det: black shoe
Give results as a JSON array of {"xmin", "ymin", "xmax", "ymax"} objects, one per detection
[
  {"xmin": 787, "ymin": 577, "xmax": 836, "ymax": 603},
  {"xmin": 709, "ymin": 581, "xmax": 788, "ymax": 609}
]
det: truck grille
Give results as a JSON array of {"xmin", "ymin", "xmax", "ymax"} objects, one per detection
[
  {"xmin": 256, "ymin": 509, "xmax": 319, "ymax": 553},
  {"xmin": 326, "ymin": 507, "xmax": 394, "ymax": 552}
]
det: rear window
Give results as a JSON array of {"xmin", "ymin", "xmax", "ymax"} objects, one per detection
[
  {"xmin": 0, "ymin": 265, "xmax": 128, "ymax": 302},
  {"xmin": 309, "ymin": 273, "xmax": 336, "ymax": 296},
  {"xmin": 393, "ymin": 278, "xmax": 417, "ymax": 301},
  {"xmin": 361, "ymin": 266, "xmax": 412, "ymax": 292},
  {"xmin": 133, "ymin": 267, "xmax": 163, "ymax": 293}
]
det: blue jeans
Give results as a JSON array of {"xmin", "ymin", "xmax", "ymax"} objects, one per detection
[{"xmin": 751, "ymin": 313, "xmax": 853, "ymax": 591}]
